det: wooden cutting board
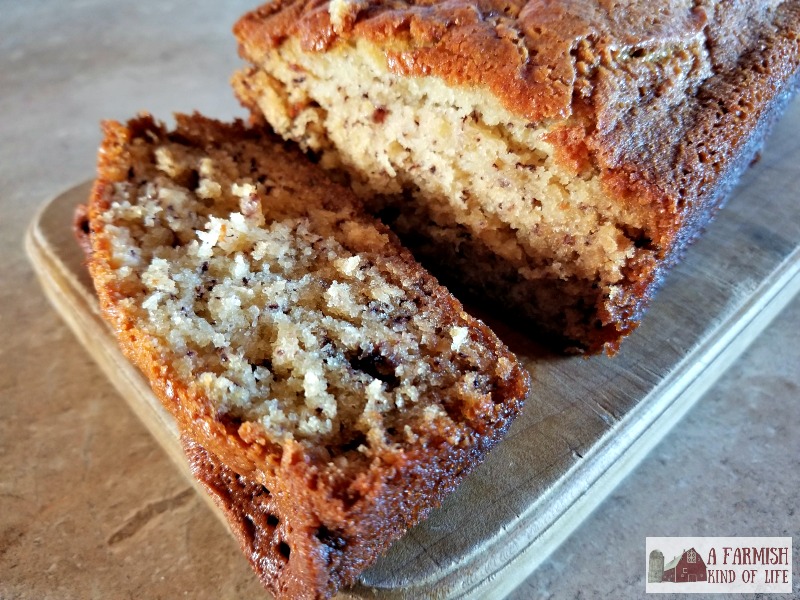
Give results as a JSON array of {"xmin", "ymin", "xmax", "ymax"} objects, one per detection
[{"xmin": 25, "ymin": 98, "xmax": 800, "ymax": 600}]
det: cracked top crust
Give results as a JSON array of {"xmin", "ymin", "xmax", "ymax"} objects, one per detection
[{"xmin": 235, "ymin": 0, "xmax": 782, "ymax": 122}]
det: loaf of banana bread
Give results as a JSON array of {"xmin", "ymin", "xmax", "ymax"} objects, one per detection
[
  {"xmin": 233, "ymin": 0, "xmax": 800, "ymax": 352},
  {"xmin": 81, "ymin": 113, "xmax": 528, "ymax": 599}
]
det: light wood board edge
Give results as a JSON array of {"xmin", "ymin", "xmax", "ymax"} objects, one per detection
[{"xmin": 457, "ymin": 251, "xmax": 800, "ymax": 600}]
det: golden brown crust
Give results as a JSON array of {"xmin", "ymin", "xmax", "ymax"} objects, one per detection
[
  {"xmin": 83, "ymin": 113, "xmax": 529, "ymax": 599},
  {"xmin": 234, "ymin": 0, "xmax": 800, "ymax": 353},
  {"xmin": 234, "ymin": 0, "xmax": 711, "ymax": 122}
]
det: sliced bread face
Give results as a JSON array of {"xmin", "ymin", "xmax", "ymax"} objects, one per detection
[{"xmin": 84, "ymin": 114, "xmax": 529, "ymax": 599}]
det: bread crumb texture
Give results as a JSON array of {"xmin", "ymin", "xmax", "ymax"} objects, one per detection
[
  {"xmin": 233, "ymin": 0, "xmax": 800, "ymax": 351},
  {"xmin": 93, "ymin": 116, "xmax": 526, "ymax": 449},
  {"xmin": 232, "ymin": 34, "xmax": 665, "ymax": 349}
]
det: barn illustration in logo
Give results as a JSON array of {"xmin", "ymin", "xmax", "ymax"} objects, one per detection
[{"xmin": 649, "ymin": 547, "xmax": 707, "ymax": 583}]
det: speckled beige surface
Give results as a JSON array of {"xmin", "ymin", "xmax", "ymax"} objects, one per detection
[{"xmin": 2, "ymin": 2, "xmax": 798, "ymax": 599}]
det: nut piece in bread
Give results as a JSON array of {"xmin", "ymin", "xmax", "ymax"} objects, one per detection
[
  {"xmin": 82, "ymin": 113, "xmax": 529, "ymax": 599},
  {"xmin": 233, "ymin": 0, "xmax": 800, "ymax": 353}
]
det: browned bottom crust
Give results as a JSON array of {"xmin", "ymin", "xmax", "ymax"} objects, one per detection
[{"xmin": 183, "ymin": 426, "xmax": 510, "ymax": 599}]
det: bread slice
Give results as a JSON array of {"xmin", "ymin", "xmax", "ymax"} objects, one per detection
[
  {"xmin": 82, "ymin": 114, "xmax": 529, "ymax": 599},
  {"xmin": 232, "ymin": 0, "xmax": 800, "ymax": 353}
]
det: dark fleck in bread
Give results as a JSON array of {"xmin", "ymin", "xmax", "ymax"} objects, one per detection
[
  {"xmin": 232, "ymin": 0, "xmax": 800, "ymax": 353},
  {"xmin": 81, "ymin": 113, "xmax": 529, "ymax": 599}
]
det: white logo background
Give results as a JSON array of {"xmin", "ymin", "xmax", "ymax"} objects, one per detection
[{"xmin": 646, "ymin": 537, "xmax": 792, "ymax": 594}]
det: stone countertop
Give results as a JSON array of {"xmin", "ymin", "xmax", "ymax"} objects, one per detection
[{"xmin": 1, "ymin": 2, "xmax": 797, "ymax": 599}]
